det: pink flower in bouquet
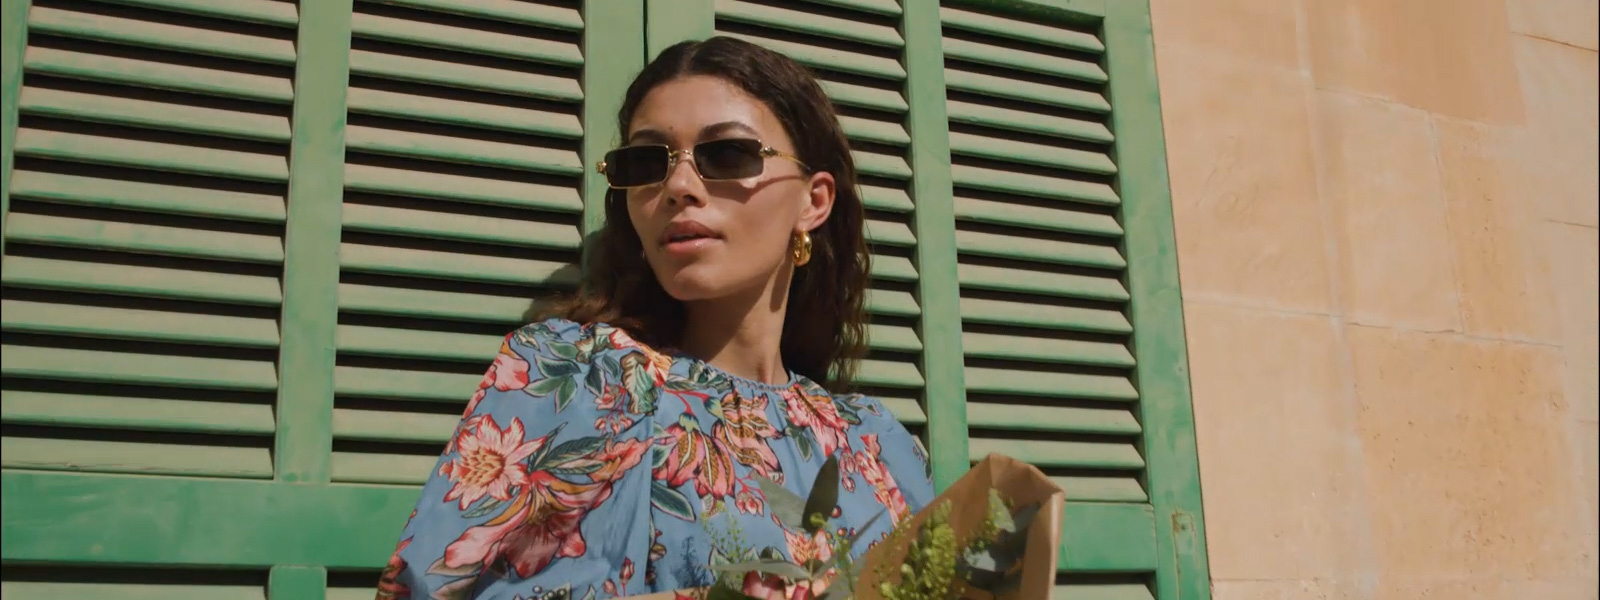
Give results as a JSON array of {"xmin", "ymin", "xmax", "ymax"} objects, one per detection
[
  {"xmin": 439, "ymin": 416, "xmax": 545, "ymax": 510},
  {"xmin": 463, "ymin": 341, "xmax": 532, "ymax": 416},
  {"xmin": 782, "ymin": 385, "xmax": 850, "ymax": 458},
  {"xmin": 742, "ymin": 572, "xmax": 829, "ymax": 600}
]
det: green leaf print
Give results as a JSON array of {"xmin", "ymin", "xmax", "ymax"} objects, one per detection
[
  {"xmin": 537, "ymin": 353, "xmax": 581, "ymax": 379},
  {"xmin": 525, "ymin": 374, "xmax": 568, "ymax": 398},
  {"xmin": 555, "ymin": 376, "xmax": 578, "ymax": 413},
  {"xmin": 621, "ymin": 352, "xmax": 659, "ymax": 414},
  {"xmin": 584, "ymin": 362, "xmax": 605, "ymax": 397},
  {"xmin": 546, "ymin": 341, "xmax": 580, "ymax": 361},
  {"xmin": 651, "ymin": 481, "xmax": 696, "ymax": 522}
]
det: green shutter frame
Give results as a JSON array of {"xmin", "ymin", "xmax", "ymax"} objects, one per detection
[{"xmin": 1, "ymin": 1, "xmax": 1208, "ymax": 599}]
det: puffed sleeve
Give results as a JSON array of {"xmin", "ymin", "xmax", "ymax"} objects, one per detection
[
  {"xmin": 849, "ymin": 395, "xmax": 937, "ymax": 518},
  {"xmin": 377, "ymin": 318, "xmax": 655, "ymax": 600}
]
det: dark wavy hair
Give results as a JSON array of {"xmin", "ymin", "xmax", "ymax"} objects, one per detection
[{"xmin": 536, "ymin": 36, "xmax": 871, "ymax": 390}]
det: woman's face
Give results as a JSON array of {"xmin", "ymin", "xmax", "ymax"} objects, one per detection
[{"xmin": 624, "ymin": 75, "xmax": 834, "ymax": 303}]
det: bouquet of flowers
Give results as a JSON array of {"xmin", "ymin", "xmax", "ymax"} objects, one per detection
[{"xmin": 626, "ymin": 453, "xmax": 1065, "ymax": 600}]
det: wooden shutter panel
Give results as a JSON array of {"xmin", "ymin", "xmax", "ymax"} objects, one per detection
[
  {"xmin": 714, "ymin": 0, "xmax": 928, "ymax": 427},
  {"xmin": 0, "ymin": 0, "xmax": 296, "ymax": 595},
  {"xmin": 939, "ymin": 5, "xmax": 1156, "ymax": 600},
  {"xmin": 328, "ymin": 0, "xmax": 586, "ymax": 485}
]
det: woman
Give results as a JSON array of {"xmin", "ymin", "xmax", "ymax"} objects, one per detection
[{"xmin": 378, "ymin": 36, "xmax": 934, "ymax": 599}]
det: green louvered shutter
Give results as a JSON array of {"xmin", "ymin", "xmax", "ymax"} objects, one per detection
[
  {"xmin": 937, "ymin": 2, "xmax": 1209, "ymax": 600},
  {"xmin": 1, "ymin": 0, "xmax": 296, "ymax": 596},
  {"xmin": 713, "ymin": 0, "xmax": 931, "ymax": 430},
  {"xmin": 324, "ymin": 0, "xmax": 587, "ymax": 487}
]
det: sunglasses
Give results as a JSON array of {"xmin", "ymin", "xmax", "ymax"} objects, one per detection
[{"xmin": 597, "ymin": 138, "xmax": 807, "ymax": 188}]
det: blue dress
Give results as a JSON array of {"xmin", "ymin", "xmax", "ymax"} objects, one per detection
[{"xmin": 379, "ymin": 318, "xmax": 935, "ymax": 599}]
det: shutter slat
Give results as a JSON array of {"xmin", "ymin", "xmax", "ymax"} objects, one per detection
[
  {"xmin": 350, "ymin": 12, "xmax": 583, "ymax": 67},
  {"xmin": 93, "ymin": 0, "xmax": 300, "ymax": 27},
  {"xmin": 332, "ymin": 452, "xmax": 434, "ymax": 484},
  {"xmin": 0, "ymin": 437, "xmax": 274, "ymax": 478},
  {"xmin": 1053, "ymin": 477, "xmax": 1150, "ymax": 504},
  {"xmin": 865, "ymin": 289, "xmax": 919, "ymax": 318},
  {"xmin": 962, "ymin": 331, "xmax": 1134, "ymax": 368},
  {"xmin": 0, "ymin": 581, "xmax": 268, "ymax": 600},
  {"xmin": 960, "ymin": 297, "xmax": 1131, "ymax": 335},
  {"xmin": 860, "ymin": 184, "xmax": 913, "ymax": 213},
  {"xmin": 344, "ymin": 125, "xmax": 583, "ymax": 175},
  {"xmin": 334, "ymin": 366, "xmax": 479, "ymax": 402},
  {"xmin": 339, "ymin": 283, "xmax": 527, "ymax": 324},
  {"xmin": 1, "ymin": 300, "xmax": 281, "ymax": 349},
  {"xmin": 349, "ymin": 49, "xmax": 583, "ymax": 102},
  {"xmin": 28, "ymin": 6, "xmax": 297, "ymax": 66},
  {"xmin": 14, "ymin": 129, "xmax": 290, "ymax": 182},
  {"xmin": 716, "ymin": 0, "xmax": 903, "ymax": 48},
  {"xmin": 340, "ymin": 243, "xmax": 580, "ymax": 286},
  {"xmin": 363, "ymin": 0, "xmax": 584, "ymax": 31},
  {"xmin": 819, "ymin": 80, "xmax": 907, "ymax": 113},
  {"xmin": 721, "ymin": 32, "xmax": 905, "ymax": 81},
  {"xmin": 946, "ymin": 99, "xmax": 1112, "ymax": 144},
  {"xmin": 940, "ymin": 7, "xmax": 1104, "ymax": 54},
  {"xmin": 942, "ymin": 38, "xmax": 1107, "ymax": 84},
  {"xmin": 953, "ymin": 196, "xmax": 1122, "ymax": 238},
  {"xmin": 951, "ymin": 164, "xmax": 1118, "ymax": 206},
  {"xmin": 1054, "ymin": 584, "xmax": 1155, "ymax": 600},
  {"xmin": 966, "ymin": 403, "xmax": 1141, "ymax": 436},
  {"xmin": 342, "ymin": 203, "xmax": 582, "ymax": 250},
  {"xmin": 947, "ymin": 131, "xmax": 1116, "ymax": 175},
  {"xmin": 865, "ymin": 219, "xmax": 915, "ymax": 247},
  {"xmin": 343, "ymin": 163, "xmax": 583, "ymax": 213},
  {"xmin": 868, "ymin": 324, "xmax": 921, "ymax": 353},
  {"xmin": 964, "ymin": 366, "xmax": 1139, "ymax": 401},
  {"xmin": 24, "ymin": 47, "xmax": 294, "ymax": 103},
  {"xmin": 0, "ymin": 346, "xmax": 279, "ymax": 391},
  {"xmin": 347, "ymin": 87, "xmax": 583, "ymax": 138},
  {"xmin": 1, "ymin": 391, "xmax": 276, "ymax": 436},
  {"xmin": 945, "ymin": 69, "xmax": 1110, "ymax": 114},
  {"xmin": 337, "ymin": 325, "xmax": 502, "ymax": 363},
  {"xmin": 879, "ymin": 396, "xmax": 926, "ymax": 425},
  {"xmin": 869, "ymin": 255, "xmax": 918, "ymax": 282},
  {"xmin": 955, "ymin": 229, "xmax": 1125, "ymax": 270},
  {"xmin": 852, "ymin": 150, "xmax": 912, "ymax": 180},
  {"xmin": 5, "ymin": 213, "xmax": 285, "ymax": 264},
  {"xmin": 19, "ymin": 88, "xmax": 291, "ymax": 143},
  {"xmin": 9, "ymin": 171, "xmax": 286, "ymax": 224},
  {"xmin": 1, "ymin": 257, "xmax": 283, "ymax": 306},
  {"xmin": 959, "ymin": 264, "xmax": 1129, "ymax": 302},
  {"xmin": 968, "ymin": 438, "xmax": 1145, "ymax": 470},
  {"xmin": 855, "ymin": 359, "xmax": 924, "ymax": 388},
  {"xmin": 333, "ymin": 407, "xmax": 459, "ymax": 444},
  {"xmin": 802, "ymin": 0, "xmax": 901, "ymax": 16},
  {"xmin": 840, "ymin": 115, "xmax": 910, "ymax": 146}
]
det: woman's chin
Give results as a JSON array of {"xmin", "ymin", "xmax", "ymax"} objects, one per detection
[{"xmin": 656, "ymin": 267, "xmax": 731, "ymax": 302}]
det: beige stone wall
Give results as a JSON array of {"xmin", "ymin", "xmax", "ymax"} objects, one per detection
[{"xmin": 1148, "ymin": 0, "xmax": 1598, "ymax": 598}]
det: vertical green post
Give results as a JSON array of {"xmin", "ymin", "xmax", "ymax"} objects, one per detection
[
  {"xmin": 645, "ymin": 0, "xmax": 713, "ymax": 59},
  {"xmin": 268, "ymin": 565, "xmax": 326, "ymax": 600},
  {"xmin": 1105, "ymin": 1, "xmax": 1212, "ymax": 599},
  {"xmin": 900, "ymin": 1, "xmax": 970, "ymax": 492},
  {"xmin": 580, "ymin": 0, "xmax": 645, "ymax": 273},
  {"xmin": 0, "ymin": 0, "xmax": 30, "ymax": 257},
  {"xmin": 275, "ymin": 0, "xmax": 354, "ymax": 484}
]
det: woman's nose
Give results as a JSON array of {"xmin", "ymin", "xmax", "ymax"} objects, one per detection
[{"xmin": 662, "ymin": 156, "xmax": 706, "ymax": 207}]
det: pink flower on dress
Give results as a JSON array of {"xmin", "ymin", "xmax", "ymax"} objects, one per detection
[
  {"xmin": 714, "ymin": 392, "xmax": 782, "ymax": 476},
  {"xmin": 376, "ymin": 537, "xmax": 411, "ymax": 599},
  {"xmin": 783, "ymin": 526, "xmax": 834, "ymax": 565},
  {"xmin": 439, "ymin": 438, "xmax": 650, "ymax": 579},
  {"xmin": 735, "ymin": 488, "xmax": 765, "ymax": 516},
  {"xmin": 463, "ymin": 341, "xmax": 532, "ymax": 416},
  {"xmin": 855, "ymin": 434, "xmax": 909, "ymax": 522},
  {"xmin": 439, "ymin": 416, "xmax": 545, "ymax": 510},
  {"xmin": 782, "ymin": 385, "xmax": 851, "ymax": 459},
  {"xmin": 655, "ymin": 421, "xmax": 736, "ymax": 499}
]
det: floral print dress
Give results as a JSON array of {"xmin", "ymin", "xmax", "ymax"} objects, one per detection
[{"xmin": 379, "ymin": 318, "xmax": 935, "ymax": 600}]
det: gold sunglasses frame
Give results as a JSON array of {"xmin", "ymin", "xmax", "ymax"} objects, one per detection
[{"xmin": 594, "ymin": 139, "xmax": 808, "ymax": 189}]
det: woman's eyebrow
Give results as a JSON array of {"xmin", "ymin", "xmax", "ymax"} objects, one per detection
[
  {"xmin": 700, "ymin": 121, "xmax": 758, "ymax": 139},
  {"xmin": 627, "ymin": 128, "xmax": 670, "ymax": 145}
]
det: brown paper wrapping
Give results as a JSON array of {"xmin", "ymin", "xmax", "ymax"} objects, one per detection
[{"xmin": 623, "ymin": 453, "xmax": 1065, "ymax": 600}]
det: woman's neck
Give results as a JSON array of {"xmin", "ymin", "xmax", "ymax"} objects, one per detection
[{"xmin": 678, "ymin": 270, "xmax": 791, "ymax": 386}]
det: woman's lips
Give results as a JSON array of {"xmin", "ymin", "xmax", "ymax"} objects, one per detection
[{"xmin": 661, "ymin": 236, "xmax": 720, "ymax": 256}]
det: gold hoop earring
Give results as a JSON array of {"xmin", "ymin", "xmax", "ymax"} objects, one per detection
[{"xmin": 791, "ymin": 230, "xmax": 813, "ymax": 267}]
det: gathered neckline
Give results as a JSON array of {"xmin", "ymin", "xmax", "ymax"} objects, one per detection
[{"xmin": 668, "ymin": 351, "xmax": 800, "ymax": 393}]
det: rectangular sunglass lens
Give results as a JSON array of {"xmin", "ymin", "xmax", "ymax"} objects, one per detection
[
  {"xmin": 693, "ymin": 139, "xmax": 766, "ymax": 180},
  {"xmin": 605, "ymin": 145, "xmax": 669, "ymax": 187}
]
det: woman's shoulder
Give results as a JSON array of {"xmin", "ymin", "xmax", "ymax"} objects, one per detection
[
  {"xmin": 792, "ymin": 378, "xmax": 910, "ymax": 428},
  {"xmin": 504, "ymin": 317, "xmax": 664, "ymax": 363}
]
